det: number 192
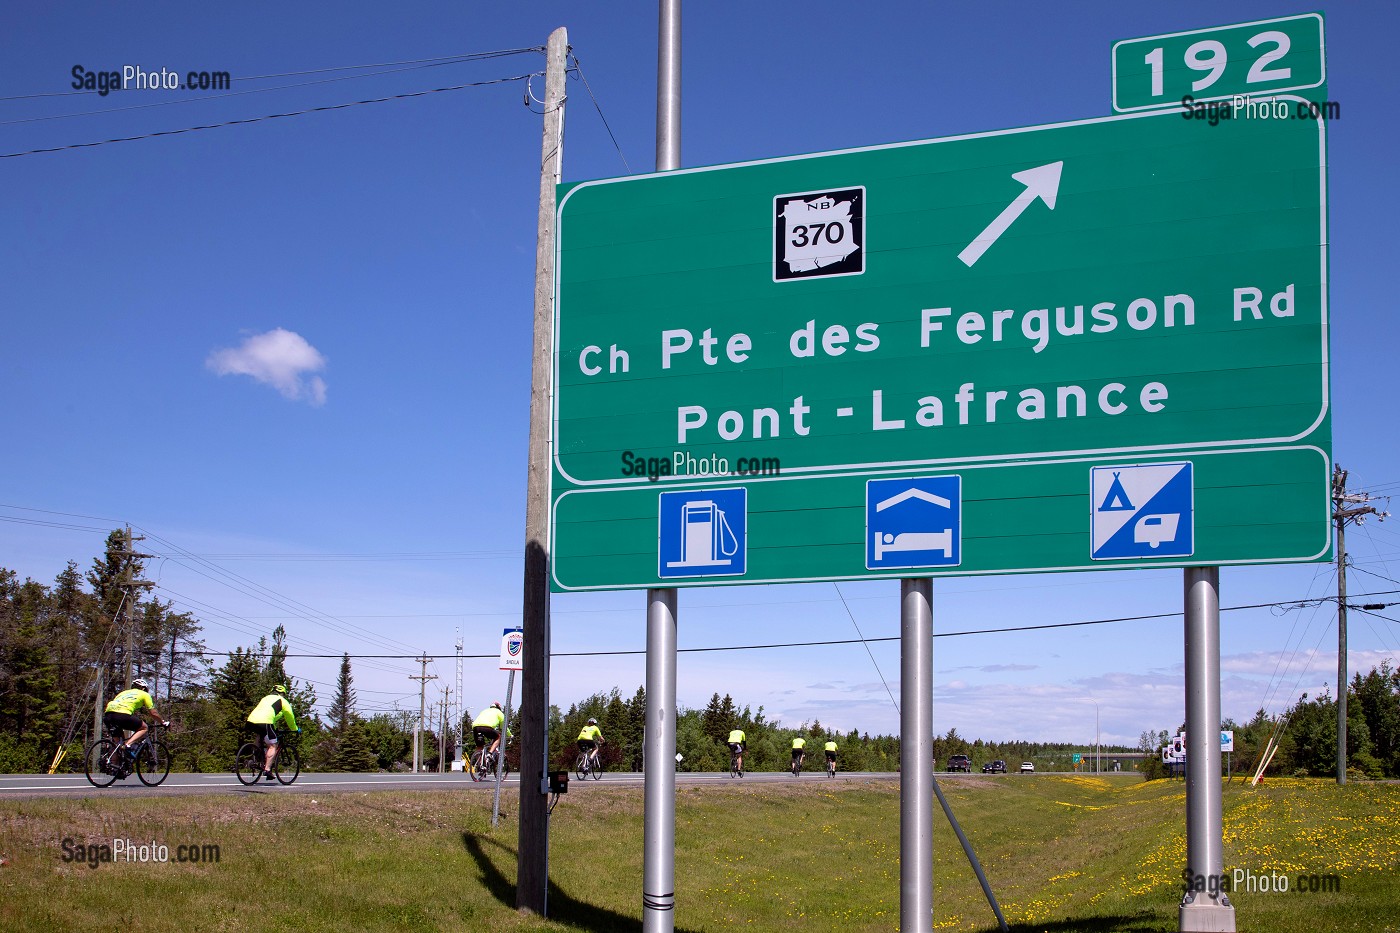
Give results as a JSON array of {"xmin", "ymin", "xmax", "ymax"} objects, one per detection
[{"xmin": 1142, "ymin": 30, "xmax": 1292, "ymax": 98}]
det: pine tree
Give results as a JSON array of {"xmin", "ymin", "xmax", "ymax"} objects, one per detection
[
  {"xmin": 263, "ymin": 625, "xmax": 290, "ymax": 691},
  {"xmin": 0, "ymin": 576, "xmax": 64, "ymax": 743},
  {"xmin": 332, "ymin": 721, "xmax": 378, "ymax": 771},
  {"xmin": 328, "ymin": 653, "xmax": 358, "ymax": 735},
  {"xmin": 210, "ymin": 647, "xmax": 263, "ymax": 754},
  {"xmin": 47, "ymin": 562, "xmax": 88, "ymax": 726}
]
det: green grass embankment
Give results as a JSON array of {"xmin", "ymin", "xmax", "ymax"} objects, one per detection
[{"xmin": 1, "ymin": 774, "xmax": 1396, "ymax": 932}]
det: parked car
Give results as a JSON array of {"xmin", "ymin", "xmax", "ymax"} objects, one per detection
[
  {"xmin": 946, "ymin": 754, "xmax": 972, "ymax": 772},
  {"xmin": 982, "ymin": 759, "xmax": 1007, "ymax": 774},
  {"xmin": 1019, "ymin": 761, "xmax": 1035, "ymax": 773}
]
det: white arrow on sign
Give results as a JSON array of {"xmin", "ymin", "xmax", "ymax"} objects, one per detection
[{"xmin": 957, "ymin": 160, "xmax": 1063, "ymax": 267}]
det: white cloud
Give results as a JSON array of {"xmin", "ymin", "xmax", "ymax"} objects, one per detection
[{"xmin": 206, "ymin": 328, "xmax": 327, "ymax": 405}]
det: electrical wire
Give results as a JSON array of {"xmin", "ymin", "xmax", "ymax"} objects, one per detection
[
  {"xmin": 137, "ymin": 525, "xmax": 428, "ymax": 658},
  {"xmin": 567, "ymin": 52, "xmax": 630, "ymax": 174},
  {"xmin": 833, "ymin": 582, "xmax": 900, "ymax": 714},
  {"xmin": 0, "ymin": 51, "xmax": 546, "ymax": 127},
  {"xmin": 0, "ymin": 49, "xmax": 544, "ymax": 104},
  {"xmin": 1, "ymin": 73, "xmax": 540, "ymax": 160}
]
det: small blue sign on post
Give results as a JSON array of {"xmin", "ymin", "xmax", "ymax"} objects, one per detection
[
  {"xmin": 658, "ymin": 488, "xmax": 746, "ymax": 579},
  {"xmin": 1091, "ymin": 462, "xmax": 1194, "ymax": 560},
  {"xmin": 866, "ymin": 476, "xmax": 962, "ymax": 570}
]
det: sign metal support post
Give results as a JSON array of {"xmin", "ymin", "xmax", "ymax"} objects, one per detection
[
  {"xmin": 901, "ymin": 579, "xmax": 934, "ymax": 933},
  {"xmin": 643, "ymin": 4, "xmax": 681, "ymax": 931},
  {"xmin": 1180, "ymin": 567, "xmax": 1235, "ymax": 932},
  {"xmin": 643, "ymin": 589, "xmax": 678, "ymax": 930},
  {"xmin": 492, "ymin": 668, "xmax": 516, "ymax": 827}
]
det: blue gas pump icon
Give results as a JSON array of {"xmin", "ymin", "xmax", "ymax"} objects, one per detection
[{"xmin": 658, "ymin": 488, "xmax": 746, "ymax": 579}]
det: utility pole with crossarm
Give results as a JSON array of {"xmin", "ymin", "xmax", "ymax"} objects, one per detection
[{"xmin": 1333, "ymin": 465, "xmax": 1388, "ymax": 784}]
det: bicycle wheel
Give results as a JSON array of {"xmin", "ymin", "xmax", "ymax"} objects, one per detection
[
  {"xmin": 235, "ymin": 743, "xmax": 264, "ymax": 785},
  {"xmin": 590, "ymin": 756, "xmax": 602, "ymax": 780},
  {"xmin": 84, "ymin": 738, "xmax": 119, "ymax": 788},
  {"xmin": 274, "ymin": 744, "xmax": 300, "ymax": 785},
  {"xmin": 575, "ymin": 754, "xmax": 588, "ymax": 782},
  {"xmin": 469, "ymin": 749, "xmax": 486, "ymax": 782},
  {"xmin": 137, "ymin": 740, "xmax": 172, "ymax": 787}
]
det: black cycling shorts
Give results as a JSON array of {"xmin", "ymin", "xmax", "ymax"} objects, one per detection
[
  {"xmin": 577, "ymin": 739, "xmax": 597, "ymax": 753},
  {"xmin": 791, "ymin": 748, "xmax": 805, "ymax": 760},
  {"xmin": 825, "ymin": 751, "xmax": 837, "ymax": 762},
  {"xmin": 473, "ymin": 726, "xmax": 499, "ymax": 747},
  {"xmin": 103, "ymin": 711, "xmax": 143, "ymax": 735},
  {"xmin": 728, "ymin": 742, "xmax": 745, "ymax": 754},
  {"xmin": 245, "ymin": 722, "xmax": 278, "ymax": 744}
]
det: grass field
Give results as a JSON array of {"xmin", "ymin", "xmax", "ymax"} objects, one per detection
[{"xmin": 1, "ymin": 775, "xmax": 1396, "ymax": 932}]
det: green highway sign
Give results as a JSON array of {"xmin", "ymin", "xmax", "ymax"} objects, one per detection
[
  {"xmin": 1112, "ymin": 13, "xmax": 1325, "ymax": 113},
  {"xmin": 551, "ymin": 102, "xmax": 1329, "ymax": 590},
  {"xmin": 552, "ymin": 447, "xmax": 1331, "ymax": 591}
]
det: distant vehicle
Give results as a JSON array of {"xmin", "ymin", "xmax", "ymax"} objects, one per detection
[
  {"xmin": 1019, "ymin": 761, "xmax": 1035, "ymax": 773},
  {"xmin": 982, "ymin": 759, "xmax": 1007, "ymax": 774},
  {"xmin": 947, "ymin": 754, "xmax": 971, "ymax": 772}
]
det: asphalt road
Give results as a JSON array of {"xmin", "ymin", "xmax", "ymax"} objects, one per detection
[{"xmin": 0, "ymin": 769, "xmax": 919, "ymax": 800}]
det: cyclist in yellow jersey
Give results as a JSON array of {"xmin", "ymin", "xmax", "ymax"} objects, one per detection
[
  {"xmin": 791, "ymin": 735, "xmax": 806, "ymax": 771},
  {"xmin": 824, "ymin": 739, "xmax": 838, "ymax": 773},
  {"xmin": 577, "ymin": 718, "xmax": 604, "ymax": 770},
  {"xmin": 246, "ymin": 685, "xmax": 299, "ymax": 782},
  {"xmin": 472, "ymin": 703, "xmax": 509, "ymax": 758},
  {"xmin": 103, "ymin": 678, "xmax": 168, "ymax": 760},
  {"xmin": 727, "ymin": 728, "xmax": 747, "ymax": 774}
]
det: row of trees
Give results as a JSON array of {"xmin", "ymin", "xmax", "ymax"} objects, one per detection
[
  {"xmin": 5, "ymin": 531, "xmax": 1397, "ymax": 777},
  {"xmin": 1138, "ymin": 661, "xmax": 1400, "ymax": 780}
]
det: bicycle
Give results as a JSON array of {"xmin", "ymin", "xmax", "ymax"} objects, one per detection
[
  {"xmin": 235, "ymin": 728, "xmax": 301, "ymax": 786},
  {"xmin": 84, "ymin": 721, "xmax": 172, "ymax": 788},
  {"xmin": 826, "ymin": 756, "xmax": 837, "ymax": 778},
  {"xmin": 729, "ymin": 746, "xmax": 744, "ymax": 778},
  {"xmin": 791, "ymin": 751, "xmax": 806, "ymax": 776},
  {"xmin": 574, "ymin": 747, "xmax": 603, "ymax": 781},
  {"xmin": 470, "ymin": 743, "xmax": 510, "ymax": 783}
]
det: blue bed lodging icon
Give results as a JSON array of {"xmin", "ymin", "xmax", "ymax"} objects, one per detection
[{"xmin": 865, "ymin": 476, "xmax": 962, "ymax": 570}]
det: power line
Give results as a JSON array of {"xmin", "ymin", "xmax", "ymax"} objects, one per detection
[
  {"xmin": 1, "ymin": 73, "xmax": 540, "ymax": 160},
  {"xmin": 1, "ymin": 53, "xmax": 545, "ymax": 127},
  {"xmin": 834, "ymin": 582, "xmax": 900, "ymax": 714},
  {"xmin": 0, "ymin": 49, "xmax": 544, "ymax": 105},
  {"xmin": 161, "ymin": 591, "xmax": 1400, "ymax": 660},
  {"xmin": 567, "ymin": 52, "xmax": 630, "ymax": 174}
]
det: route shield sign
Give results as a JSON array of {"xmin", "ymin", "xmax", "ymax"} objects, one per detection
[{"xmin": 551, "ymin": 99, "xmax": 1330, "ymax": 590}]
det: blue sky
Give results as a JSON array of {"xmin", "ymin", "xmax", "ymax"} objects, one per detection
[{"xmin": 3, "ymin": 2, "xmax": 1398, "ymax": 748}]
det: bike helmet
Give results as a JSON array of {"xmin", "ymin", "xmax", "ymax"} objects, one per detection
[
  {"xmin": 131, "ymin": 678, "xmax": 149, "ymax": 691},
  {"xmin": 273, "ymin": 684, "xmax": 288, "ymax": 694},
  {"xmin": 492, "ymin": 701, "xmax": 503, "ymax": 710},
  {"xmin": 587, "ymin": 718, "xmax": 597, "ymax": 725}
]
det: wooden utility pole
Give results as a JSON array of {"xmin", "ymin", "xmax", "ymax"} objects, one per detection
[
  {"xmin": 112, "ymin": 526, "xmax": 154, "ymax": 688},
  {"xmin": 409, "ymin": 656, "xmax": 437, "ymax": 774},
  {"xmin": 1333, "ymin": 465, "xmax": 1385, "ymax": 784},
  {"xmin": 517, "ymin": 25, "xmax": 568, "ymax": 917}
]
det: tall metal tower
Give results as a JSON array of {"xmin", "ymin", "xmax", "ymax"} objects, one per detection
[{"xmin": 454, "ymin": 628, "xmax": 464, "ymax": 765}]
